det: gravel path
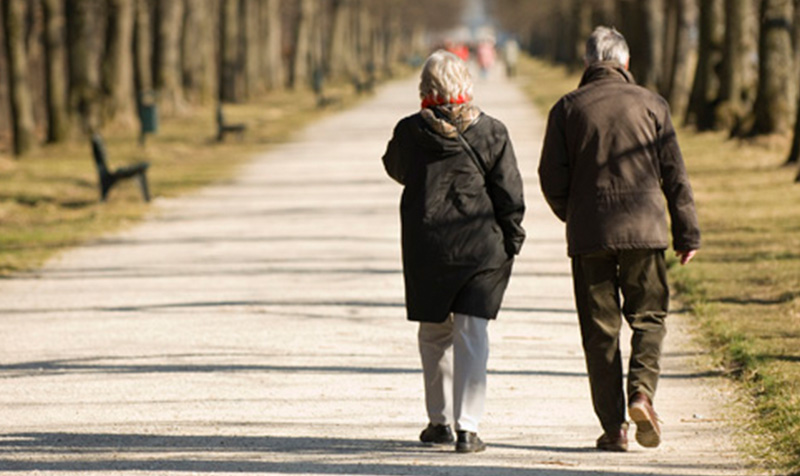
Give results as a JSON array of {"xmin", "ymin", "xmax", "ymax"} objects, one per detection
[{"xmin": 0, "ymin": 68, "xmax": 756, "ymax": 475}]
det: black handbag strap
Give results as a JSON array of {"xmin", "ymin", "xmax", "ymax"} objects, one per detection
[
  {"xmin": 456, "ymin": 132, "xmax": 488, "ymax": 177},
  {"xmin": 429, "ymin": 107, "xmax": 488, "ymax": 176}
]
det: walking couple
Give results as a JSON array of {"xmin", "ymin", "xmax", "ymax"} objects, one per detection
[{"xmin": 381, "ymin": 27, "xmax": 701, "ymax": 453}]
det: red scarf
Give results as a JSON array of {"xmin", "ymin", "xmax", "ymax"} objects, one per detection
[{"xmin": 421, "ymin": 94, "xmax": 470, "ymax": 109}]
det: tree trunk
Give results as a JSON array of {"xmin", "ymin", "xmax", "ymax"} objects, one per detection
[
  {"xmin": 619, "ymin": 0, "xmax": 646, "ymax": 80},
  {"xmin": 311, "ymin": 1, "xmax": 325, "ymax": 79},
  {"xmin": 572, "ymin": 0, "xmax": 593, "ymax": 68},
  {"xmin": 383, "ymin": 8, "xmax": 401, "ymax": 76},
  {"xmin": 662, "ymin": 0, "xmax": 678, "ymax": 96},
  {"xmin": 552, "ymin": 4, "xmax": 572, "ymax": 64},
  {"xmin": 328, "ymin": 0, "xmax": 352, "ymax": 79},
  {"xmin": 103, "ymin": 0, "xmax": 136, "ymax": 125},
  {"xmin": 593, "ymin": 0, "xmax": 617, "ymax": 25},
  {"xmin": 134, "ymin": 0, "xmax": 153, "ymax": 95},
  {"xmin": 642, "ymin": 0, "xmax": 665, "ymax": 90},
  {"xmin": 2, "ymin": 0, "xmax": 37, "ymax": 155},
  {"xmin": 750, "ymin": 0, "xmax": 795, "ymax": 135},
  {"xmin": 686, "ymin": 0, "xmax": 724, "ymax": 130},
  {"xmin": 718, "ymin": 0, "xmax": 753, "ymax": 131},
  {"xmin": 219, "ymin": 0, "xmax": 241, "ymax": 101},
  {"xmin": 182, "ymin": 0, "xmax": 217, "ymax": 104},
  {"xmin": 67, "ymin": 0, "xmax": 103, "ymax": 133},
  {"xmin": 242, "ymin": 0, "xmax": 261, "ymax": 98},
  {"xmin": 290, "ymin": 0, "xmax": 314, "ymax": 89},
  {"xmin": 786, "ymin": 95, "xmax": 800, "ymax": 164},
  {"xmin": 155, "ymin": 0, "xmax": 184, "ymax": 115},
  {"xmin": 42, "ymin": 0, "xmax": 70, "ymax": 143},
  {"xmin": 260, "ymin": 0, "xmax": 283, "ymax": 90},
  {"xmin": 784, "ymin": 0, "xmax": 800, "ymax": 164},
  {"xmin": 666, "ymin": 0, "xmax": 698, "ymax": 122}
]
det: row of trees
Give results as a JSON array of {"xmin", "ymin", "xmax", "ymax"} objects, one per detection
[
  {"xmin": 491, "ymin": 0, "xmax": 800, "ymax": 181},
  {"xmin": 0, "ymin": 0, "xmax": 463, "ymax": 157}
]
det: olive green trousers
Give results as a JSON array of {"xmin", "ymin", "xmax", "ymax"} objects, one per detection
[{"xmin": 571, "ymin": 249, "xmax": 669, "ymax": 434}]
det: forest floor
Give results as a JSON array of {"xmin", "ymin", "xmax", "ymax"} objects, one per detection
[
  {"xmin": 517, "ymin": 57, "xmax": 800, "ymax": 475},
  {"xmin": 0, "ymin": 62, "xmax": 765, "ymax": 475}
]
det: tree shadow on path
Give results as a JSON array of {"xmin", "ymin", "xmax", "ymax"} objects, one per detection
[{"xmin": 0, "ymin": 432, "xmax": 725, "ymax": 475}]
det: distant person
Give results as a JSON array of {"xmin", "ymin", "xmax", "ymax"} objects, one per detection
[
  {"xmin": 503, "ymin": 39, "xmax": 520, "ymax": 77},
  {"xmin": 445, "ymin": 41, "xmax": 470, "ymax": 62},
  {"xmin": 476, "ymin": 40, "xmax": 496, "ymax": 78},
  {"xmin": 382, "ymin": 50, "xmax": 525, "ymax": 453},
  {"xmin": 538, "ymin": 26, "xmax": 701, "ymax": 452}
]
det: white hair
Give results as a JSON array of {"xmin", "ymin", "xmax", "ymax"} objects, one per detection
[
  {"xmin": 419, "ymin": 50, "xmax": 473, "ymax": 103},
  {"xmin": 585, "ymin": 26, "xmax": 630, "ymax": 66}
]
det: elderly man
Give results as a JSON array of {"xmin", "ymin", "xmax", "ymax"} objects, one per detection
[{"xmin": 538, "ymin": 27, "xmax": 701, "ymax": 452}]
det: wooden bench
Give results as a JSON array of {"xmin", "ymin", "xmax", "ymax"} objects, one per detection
[
  {"xmin": 216, "ymin": 104, "xmax": 246, "ymax": 142},
  {"xmin": 351, "ymin": 74, "xmax": 375, "ymax": 95},
  {"xmin": 313, "ymin": 69, "xmax": 341, "ymax": 108},
  {"xmin": 91, "ymin": 134, "xmax": 151, "ymax": 202}
]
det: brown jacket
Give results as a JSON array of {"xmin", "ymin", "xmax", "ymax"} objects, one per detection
[{"xmin": 539, "ymin": 62, "xmax": 700, "ymax": 257}]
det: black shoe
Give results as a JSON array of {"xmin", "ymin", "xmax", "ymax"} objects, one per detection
[
  {"xmin": 419, "ymin": 423, "xmax": 454, "ymax": 445},
  {"xmin": 455, "ymin": 430, "xmax": 486, "ymax": 453}
]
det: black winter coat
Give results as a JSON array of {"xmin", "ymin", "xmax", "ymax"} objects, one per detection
[{"xmin": 382, "ymin": 111, "xmax": 525, "ymax": 323}]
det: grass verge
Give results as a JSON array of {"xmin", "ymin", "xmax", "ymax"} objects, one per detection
[
  {"xmin": 0, "ymin": 80, "xmax": 374, "ymax": 276},
  {"xmin": 517, "ymin": 55, "xmax": 800, "ymax": 475}
]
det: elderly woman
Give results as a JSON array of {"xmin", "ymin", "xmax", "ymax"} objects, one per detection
[{"xmin": 382, "ymin": 50, "xmax": 525, "ymax": 453}]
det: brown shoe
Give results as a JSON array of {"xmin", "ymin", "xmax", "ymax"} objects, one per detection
[
  {"xmin": 596, "ymin": 423, "xmax": 628, "ymax": 452},
  {"xmin": 629, "ymin": 393, "xmax": 661, "ymax": 448}
]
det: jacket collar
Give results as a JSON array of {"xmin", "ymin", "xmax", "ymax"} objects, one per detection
[{"xmin": 579, "ymin": 61, "xmax": 635, "ymax": 87}]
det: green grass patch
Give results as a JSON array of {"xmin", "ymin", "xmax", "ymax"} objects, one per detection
[
  {"xmin": 0, "ymin": 79, "xmax": 374, "ymax": 275},
  {"xmin": 517, "ymin": 55, "xmax": 800, "ymax": 474}
]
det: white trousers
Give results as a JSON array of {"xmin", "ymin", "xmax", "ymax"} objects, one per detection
[{"xmin": 418, "ymin": 313, "xmax": 489, "ymax": 433}]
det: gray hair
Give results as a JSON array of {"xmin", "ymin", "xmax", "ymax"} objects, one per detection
[
  {"xmin": 584, "ymin": 26, "xmax": 630, "ymax": 66},
  {"xmin": 419, "ymin": 50, "xmax": 473, "ymax": 103}
]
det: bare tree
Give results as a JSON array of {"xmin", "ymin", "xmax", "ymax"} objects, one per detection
[
  {"xmin": 290, "ymin": 0, "xmax": 314, "ymax": 89},
  {"xmin": 242, "ymin": 0, "xmax": 262, "ymax": 98},
  {"xmin": 686, "ymin": 0, "xmax": 724, "ymax": 130},
  {"xmin": 42, "ymin": 0, "xmax": 70, "ymax": 143},
  {"xmin": 718, "ymin": 0, "xmax": 758, "ymax": 132},
  {"xmin": 182, "ymin": 0, "xmax": 217, "ymax": 104},
  {"xmin": 572, "ymin": 0, "xmax": 593, "ymax": 69},
  {"xmin": 134, "ymin": 0, "xmax": 153, "ymax": 95},
  {"xmin": 328, "ymin": 0, "xmax": 353, "ymax": 79},
  {"xmin": 750, "ymin": 0, "xmax": 795, "ymax": 135},
  {"xmin": 103, "ymin": 0, "xmax": 136, "ymax": 125},
  {"xmin": 619, "ymin": 0, "xmax": 647, "ymax": 81},
  {"xmin": 642, "ymin": 0, "xmax": 665, "ymax": 90},
  {"xmin": 2, "ymin": 0, "xmax": 37, "ymax": 155},
  {"xmin": 67, "ymin": 0, "xmax": 105, "ymax": 132},
  {"xmin": 219, "ymin": 0, "xmax": 241, "ymax": 101},
  {"xmin": 665, "ymin": 0, "xmax": 698, "ymax": 123},
  {"xmin": 381, "ymin": 3, "xmax": 402, "ymax": 76},
  {"xmin": 258, "ymin": 0, "xmax": 283, "ymax": 90},
  {"xmin": 784, "ymin": 0, "xmax": 800, "ymax": 165},
  {"xmin": 155, "ymin": 0, "xmax": 184, "ymax": 114}
]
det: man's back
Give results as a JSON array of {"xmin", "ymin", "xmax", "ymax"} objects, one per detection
[{"xmin": 539, "ymin": 61, "xmax": 700, "ymax": 257}]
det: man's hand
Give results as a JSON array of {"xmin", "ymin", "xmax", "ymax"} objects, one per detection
[{"xmin": 676, "ymin": 250, "xmax": 697, "ymax": 265}]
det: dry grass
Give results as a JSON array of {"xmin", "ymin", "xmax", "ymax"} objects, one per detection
[
  {"xmin": 517, "ymin": 55, "xmax": 800, "ymax": 475},
  {"xmin": 0, "ymin": 80, "xmax": 371, "ymax": 275}
]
